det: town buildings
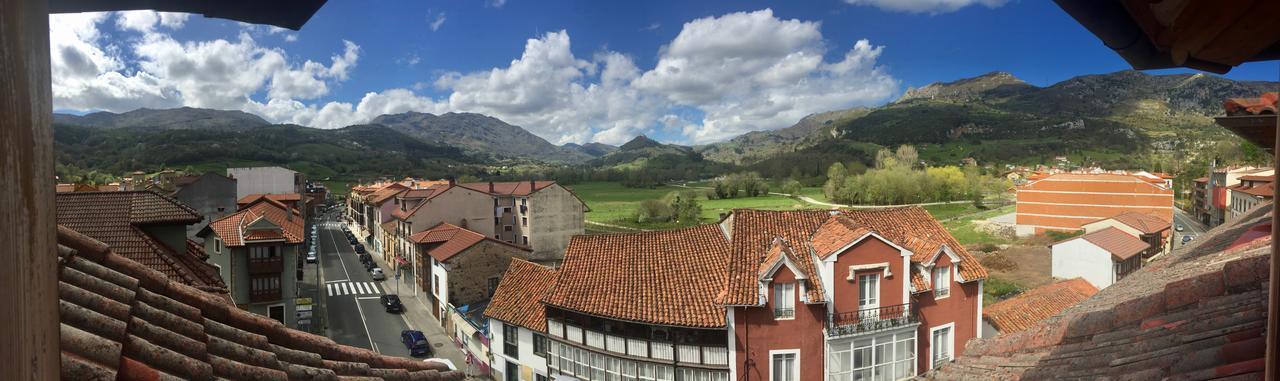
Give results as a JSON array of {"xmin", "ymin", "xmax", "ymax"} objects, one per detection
[
  {"xmin": 227, "ymin": 166, "xmax": 305, "ymax": 199},
  {"xmin": 55, "ymin": 191, "xmax": 230, "ymax": 298},
  {"xmin": 484, "ymin": 207, "xmax": 988, "ymax": 381},
  {"xmin": 169, "ymin": 172, "xmax": 238, "ymax": 241},
  {"xmin": 1192, "ymin": 166, "xmax": 1273, "ymax": 227},
  {"xmin": 199, "ymin": 197, "xmax": 306, "ymax": 328},
  {"xmin": 1079, "ymin": 211, "xmax": 1173, "ymax": 258},
  {"xmin": 411, "ymin": 222, "xmax": 531, "ymax": 319},
  {"xmin": 458, "ymin": 181, "xmax": 587, "ymax": 261},
  {"xmin": 1015, "ymin": 173, "xmax": 1173, "ymax": 236},
  {"xmin": 1227, "ymin": 174, "xmax": 1273, "ymax": 221},
  {"xmin": 487, "ymin": 259, "xmax": 559, "ymax": 381},
  {"xmin": 1050, "ymin": 227, "xmax": 1148, "ymax": 289}
]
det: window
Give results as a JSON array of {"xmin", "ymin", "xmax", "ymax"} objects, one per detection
[
  {"xmin": 773, "ymin": 283, "xmax": 795, "ymax": 319},
  {"xmin": 251, "ymin": 275, "xmax": 281, "ymax": 293},
  {"xmin": 503, "ymin": 207, "xmax": 512, "ymax": 214},
  {"xmin": 932, "ymin": 265, "xmax": 951, "ymax": 298},
  {"xmin": 931, "ymin": 324, "xmax": 953, "ymax": 368},
  {"xmin": 533, "ymin": 333, "xmax": 548, "ymax": 357},
  {"xmin": 858, "ymin": 273, "xmax": 880, "ymax": 311},
  {"xmin": 268, "ymin": 305, "xmax": 285, "ymax": 324},
  {"xmin": 215, "ymin": 239, "xmax": 222, "ymax": 253},
  {"xmin": 522, "ymin": 217, "xmax": 528, "ymax": 226},
  {"xmin": 503, "ymin": 324, "xmax": 519, "ymax": 357},
  {"xmin": 523, "ymin": 236, "xmax": 529, "ymax": 245},
  {"xmin": 488, "ymin": 277, "xmax": 501, "ymax": 297},
  {"xmin": 536, "ymin": 374, "xmax": 547, "ymax": 381},
  {"xmin": 505, "ymin": 225, "xmax": 513, "ymax": 232},
  {"xmin": 831, "ymin": 332, "xmax": 915, "ymax": 380},
  {"xmin": 506, "ymin": 362, "xmax": 519, "ymax": 381},
  {"xmin": 770, "ymin": 351, "xmax": 798, "ymax": 381}
]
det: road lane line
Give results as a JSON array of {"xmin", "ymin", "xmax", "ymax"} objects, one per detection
[
  {"xmin": 355, "ymin": 296, "xmax": 381, "ymax": 300},
  {"xmin": 352, "ymin": 294, "xmax": 377, "ymax": 351},
  {"xmin": 323, "ymin": 222, "xmax": 351, "ymax": 280},
  {"xmin": 325, "ymin": 279, "xmax": 347, "ymax": 283}
]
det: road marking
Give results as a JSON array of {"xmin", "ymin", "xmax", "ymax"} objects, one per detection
[
  {"xmin": 324, "ymin": 222, "xmax": 351, "ymax": 279},
  {"xmin": 327, "ymin": 281, "xmax": 386, "ymax": 297},
  {"xmin": 325, "ymin": 279, "xmax": 348, "ymax": 283},
  {"xmin": 356, "ymin": 296, "xmax": 382, "ymax": 300},
  {"xmin": 352, "ymin": 292, "xmax": 377, "ymax": 352}
]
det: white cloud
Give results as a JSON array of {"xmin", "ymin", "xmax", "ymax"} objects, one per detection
[
  {"xmin": 643, "ymin": 23, "xmax": 660, "ymax": 31},
  {"xmin": 845, "ymin": 0, "xmax": 1008, "ymax": 14},
  {"xmin": 50, "ymin": 8, "xmax": 898, "ymax": 146},
  {"xmin": 115, "ymin": 11, "xmax": 189, "ymax": 33},
  {"xmin": 486, "ymin": 0, "xmax": 507, "ymax": 8},
  {"xmin": 430, "ymin": 12, "xmax": 447, "ymax": 31},
  {"xmin": 284, "ymin": 34, "xmax": 298, "ymax": 42}
]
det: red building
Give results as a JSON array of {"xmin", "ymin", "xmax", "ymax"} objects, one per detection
[{"xmin": 518, "ymin": 207, "xmax": 987, "ymax": 381}]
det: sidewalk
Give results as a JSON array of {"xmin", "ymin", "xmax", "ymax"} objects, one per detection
[{"xmin": 347, "ymin": 221, "xmax": 490, "ymax": 379}]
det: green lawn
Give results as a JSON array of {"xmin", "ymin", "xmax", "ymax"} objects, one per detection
[
  {"xmin": 940, "ymin": 204, "xmax": 1015, "ymax": 246},
  {"xmin": 569, "ymin": 181, "xmax": 808, "ymax": 230}
]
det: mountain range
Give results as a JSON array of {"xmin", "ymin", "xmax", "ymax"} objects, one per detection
[{"xmin": 52, "ymin": 70, "xmax": 1274, "ymax": 182}]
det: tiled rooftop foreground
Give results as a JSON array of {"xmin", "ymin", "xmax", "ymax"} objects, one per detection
[
  {"xmin": 927, "ymin": 203, "xmax": 1274, "ymax": 380},
  {"xmin": 57, "ymin": 224, "xmax": 465, "ymax": 381}
]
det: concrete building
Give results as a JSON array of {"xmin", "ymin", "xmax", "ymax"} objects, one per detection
[
  {"xmin": 200, "ymin": 197, "xmax": 306, "ymax": 328},
  {"xmin": 1015, "ymin": 173, "xmax": 1173, "ymax": 236},
  {"xmin": 170, "ymin": 173, "xmax": 238, "ymax": 241},
  {"xmin": 1079, "ymin": 211, "xmax": 1173, "ymax": 259},
  {"xmin": 1227, "ymin": 174, "xmax": 1273, "ymax": 221},
  {"xmin": 1050, "ymin": 227, "xmax": 1148, "ymax": 289},
  {"xmin": 410, "ymin": 222, "xmax": 530, "ymax": 320},
  {"xmin": 1196, "ymin": 167, "xmax": 1273, "ymax": 227},
  {"xmin": 227, "ymin": 166, "xmax": 304, "ymax": 199},
  {"xmin": 459, "ymin": 181, "xmax": 587, "ymax": 262}
]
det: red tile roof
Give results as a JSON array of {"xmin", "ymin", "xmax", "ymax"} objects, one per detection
[
  {"xmin": 409, "ymin": 223, "xmax": 528, "ymax": 262},
  {"xmin": 56, "ymin": 191, "xmax": 225, "ymax": 293},
  {"xmin": 236, "ymin": 193, "xmax": 302, "ymax": 206},
  {"xmin": 1224, "ymin": 92, "xmax": 1277, "ymax": 116},
  {"xmin": 392, "ymin": 185, "xmax": 453, "ymax": 220},
  {"xmin": 546, "ymin": 224, "xmax": 731, "ymax": 328},
  {"xmin": 56, "ymin": 225, "xmax": 462, "ymax": 381},
  {"xmin": 484, "ymin": 259, "xmax": 558, "ymax": 331},
  {"xmin": 1238, "ymin": 174, "xmax": 1273, "ymax": 182},
  {"xmin": 933, "ymin": 205, "xmax": 1273, "ymax": 380},
  {"xmin": 459, "ymin": 181, "xmax": 556, "ymax": 196},
  {"xmin": 367, "ymin": 184, "xmax": 409, "ymax": 205},
  {"xmin": 756, "ymin": 237, "xmax": 826, "ymax": 303},
  {"xmin": 1100, "ymin": 211, "xmax": 1171, "ymax": 234},
  {"xmin": 206, "ymin": 198, "xmax": 304, "ymax": 247},
  {"xmin": 982, "ymin": 278, "xmax": 1098, "ymax": 333},
  {"xmin": 1069, "ymin": 227, "xmax": 1150, "ymax": 260}
]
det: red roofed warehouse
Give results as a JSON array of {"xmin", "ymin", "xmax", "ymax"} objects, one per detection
[{"xmin": 1015, "ymin": 173, "xmax": 1173, "ymax": 236}]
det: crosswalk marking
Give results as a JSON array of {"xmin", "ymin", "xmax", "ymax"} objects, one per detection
[{"xmin": 325, "ymin": 281, "xmax": 382, "ymax": 297}]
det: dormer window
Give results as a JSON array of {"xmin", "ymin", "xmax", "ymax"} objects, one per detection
[{"xmin": 932, "ymin": 266, "xmax": 951, "ymax": 298}]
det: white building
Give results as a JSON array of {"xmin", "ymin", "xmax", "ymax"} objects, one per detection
[
  {"xmin": 1050, "ymin": 227, "xmax": 1147, "ymax": 289},
  {"xmin": 227, "ymin": 166, "xmax": 303, "ymax": 199},
  {"xmin": 485, "ymin": 259, "xmax": 557, "ymax": 381}
]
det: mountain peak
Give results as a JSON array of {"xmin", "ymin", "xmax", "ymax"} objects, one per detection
[
  {"xmin": 619, "ymin": 135, "xmax": 662, "ymax": 151},
  {"xmin": 897, "ymin": 71, "xmax": 1034, "ymax": 103}
]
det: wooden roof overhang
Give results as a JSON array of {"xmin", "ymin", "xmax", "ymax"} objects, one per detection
[{"xmin": 49, "ymin": 0, "xmax": 327, "ymax": 30}]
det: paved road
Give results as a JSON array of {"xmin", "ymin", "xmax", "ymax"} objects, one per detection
[
  {"xmin": 1172, "ymin": 208, "xmax": 1208, "ymax": 246},
  {"xmin": 314, "ymin": 215, "xmax": 415, "ymax": 357}
]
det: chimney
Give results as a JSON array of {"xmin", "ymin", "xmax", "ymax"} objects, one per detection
[
  {"xmin": 448, "ymin": 177, "xmax": 456, "ymax": 186},
  {"xmin": 530, "ymin": 179, "xmax": 536, "ymax": 189},
  {"xmin": 488, "ymin": 181, "xmax": 494, "ymax": 193}
]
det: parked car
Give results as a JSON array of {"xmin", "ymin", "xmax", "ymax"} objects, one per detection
[
  {"xmin": 306, "ymin": 248, "xmax": 317, "ymax": 263},
  {"xmin": 359, "ymin": 253, "xmax": 372, "ymax": 264},
  {"xmin": 1182, "ymin": 235, "xmax": 1194, "ymax": 245},
  {"xmin": 364, "ymin": 261, "xmax": 377, "ymax": 271},
  {"xmin": 380, "ymin": 294, "xmax": 403, "ymax": 313},
  {"xmin": 401, "ymin": 330, "xmax": 432, "ymax": 357},
  {"xmin": 355, "ymin": 245, "xmax": 366, "ymax": 254},
  {"xmin": 1176, "ymin": 224, "xmax": 1185, "ymax": 232},
  {"xmin": 370, "ymin": 267, "xmax": 386, "ymax": 281}
]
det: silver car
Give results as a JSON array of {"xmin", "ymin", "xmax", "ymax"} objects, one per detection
[{"xmin": 370, "ymin": 267, "xmax": 386, "ymax": 281}]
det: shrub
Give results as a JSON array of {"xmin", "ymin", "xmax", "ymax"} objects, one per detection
[{"xmin": 636, "ymin": 199, "xmax": 672, "ymax": 223}]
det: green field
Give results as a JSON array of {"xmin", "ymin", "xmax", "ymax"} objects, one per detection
[
  {"xmin": 941, "ymin": 205, "xmax": 1015, "ymax": 245},
  {"xmin": 569, "ymin": 182, "xmax": 809, "ymax": 230}
]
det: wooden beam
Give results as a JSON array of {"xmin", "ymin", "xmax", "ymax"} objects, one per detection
[
  {"xmin": 1163, "ymin": 0, "xmax": 1255, "ymax": 65},
  {"xmin": 1197, "ymin": 0, "xmax": 1280, "ymax": 66},
  {"xmin": 0, "ymin": 0, "xmax": 59, "ymax": 380}
]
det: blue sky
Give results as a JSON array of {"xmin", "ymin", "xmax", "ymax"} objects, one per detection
[{"xmin": 49, "ymin": 0, "xmax": 1280, "ymax": 145}]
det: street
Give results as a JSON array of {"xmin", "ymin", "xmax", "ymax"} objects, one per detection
[
  {"xmin": 1172, "ymin": 208, "xmax": 1207, "ymax": 245},
  {"xmin": 313, "ymin": 215, "xmax": 415, "ymax": 357}
]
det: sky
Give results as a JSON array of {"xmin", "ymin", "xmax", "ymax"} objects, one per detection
[{"xmin": 49, "ymin": 0, "xmax": 1280, "ymax": 146}]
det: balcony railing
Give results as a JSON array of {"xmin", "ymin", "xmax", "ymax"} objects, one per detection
[
  {"xmin": 546, "ymin": 320, "xmax": 729, "ymax": 367},
  {"xmin": 249, "ymin": 289, "xmax": 281, "ymax": 303},
  {"xmin": 248, "ymin": 257, "xmax": 283, "ymax": 274},
  {"xmin": 827, "ymin": 303, "xmax": 917, "ymax": 337}
]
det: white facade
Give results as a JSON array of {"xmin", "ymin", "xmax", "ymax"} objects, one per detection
[
  {"xmin": 1050, "ymin": 239, "xmax": 1115, "ymax": 289},
  {"xmin": 227, "ymin": 166, "xmax": 301, "ymax": 199},
  {"xmin": 431, "ymin": 258, "xmax": 450, "ymax": 318},
  {"xmin": 491, "ymin": 320, "xmax": 550, "ymax": 381}
]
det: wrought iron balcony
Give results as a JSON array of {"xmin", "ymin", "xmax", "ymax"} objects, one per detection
[{"xmin": 827, "ymin": 303, "xmax": 917, "ymax": 337}]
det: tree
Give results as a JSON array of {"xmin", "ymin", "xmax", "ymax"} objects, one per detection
[
  {"xmin": 781, "ymin": 179, "xmax": 803, "ymax": 196},
  {"xmin": 636, "ymin": 199, "xmax": 672, "ymax": 223},
  {"xmin": 824, "ymin": 162, "xmax": 847, "ymax": 199},
  {"xmin": 895, "ymin": 145, "xmax": 919, "ymax": 169},
  {"xmin": 665, "ymin": 191, "xmax": 702, "ymax": 224}
]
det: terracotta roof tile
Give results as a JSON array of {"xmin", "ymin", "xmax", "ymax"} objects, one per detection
[
  {"xmin": 236, "ymin": 193, "xmax": 302, "ymax": 206},
  {"xmin": 1102, "ymin": 211, "xmax": 1171, "ymax": 234},
  {"xmin": 408, "ymin": 223, "xmax": 526, "ymax": 262},
  {"xmin": 484, "ymin": 259, "xmax": 557, "ymax": 331},
  {"xmin": 368, "ymin": 184, "xmax": 409, "ymax": 205},
  {"xmin": 1224, "ymin": 92, "xmax": 1278, "ymax": 116},
  {"xmin": 757, "ymin": 238, "xmax": 826, "ymax": 303},
  {"xmin": 1071, "ymin": 227, "xmax": 1149, "ymax": 260},
  {"xmin": 56, "ymin": 191, "xmax": 225, "ymax": 292},
  {"xmin": 459, "ymin": 181, "xmax": 556, "ymax": 196},
  {"xmin": 983, "ymin": 278, "xmax": 1098, "ymax": 333},
  {"xmin": 56, "ymin": 225, "xmax": 463, "ymax": 381},
  {"xmin": 545, "ymin": 224, "xmax": 731, "ymax": 328},
  {"xmin": 206, "ymin": 198, "xmax": 304, "ymax": 247},
  {"xmin": 932, "ymin": 204, "xmax": 1273, "ymax": 380}
]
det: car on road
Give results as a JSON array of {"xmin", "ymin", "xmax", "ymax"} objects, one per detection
[
  {"xmin": 1176, "ymin": 224, "xmax": 1185, "ymax": 232},
  {"xmin": 1182, "ymin": 235, "xmax": 1194, "ymax": 245},
  {"xmin": 364, "ymin": 261, "xmax": 378, "ymax": 271},
  {"xmin": 380, "ymin": 294, "xmax": 403, "ymax": 313},
  {"xmin": 306, "ymin": 248, "xmax": 317, "ymax": 263},
  {"xmin": 401, "ymin": 330, "xmax": 432, "ymax": 357},
  {"xmin": 359, "ymin": 253, "xmax": 372, "ymax": 264},
  {"xmin": 370, "ymin": 267, "xmax": 387, "ymax": 281}
]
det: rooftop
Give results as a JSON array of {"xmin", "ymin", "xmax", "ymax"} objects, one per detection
[
  {"xmin": 1069, "ymin": 227, "xmax": 1150, "ymax": 261},
  {"xmin": 1099, "ymin": 211, "xmax": 1172, "ymax": 234},
  {"xmin": 205, "ymin": 198, "xmax": 304, "ymax": 247},
  {"xmin": 983, "ymin": 278, "xmax": 1098, "ymax": 334},
  {"xmin": 408, "ymin": 223, "xmax": 527, "ymax": 262},
  {"xmin": 932, "ymin": 203, "xmax": 1273, "ymax": 380},
  {"xmin": 55, "ymin": 191, "xmax": 226, "ymax": 293},
  {"xmin": 57, "ymin": 225, "xmax": 461, "ymax": 380},
  {"xmin": 459, "ymin": 181, "xmax": 556, "ymax": 196},
  {"xmin": 484, "ymin": 259, "xmax": 558, "ymax": 332}
]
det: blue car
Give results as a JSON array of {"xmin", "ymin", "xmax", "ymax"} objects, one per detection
[{"xmin": 401, "ymin": 330, "xmax": 432, "ymax": 357}]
